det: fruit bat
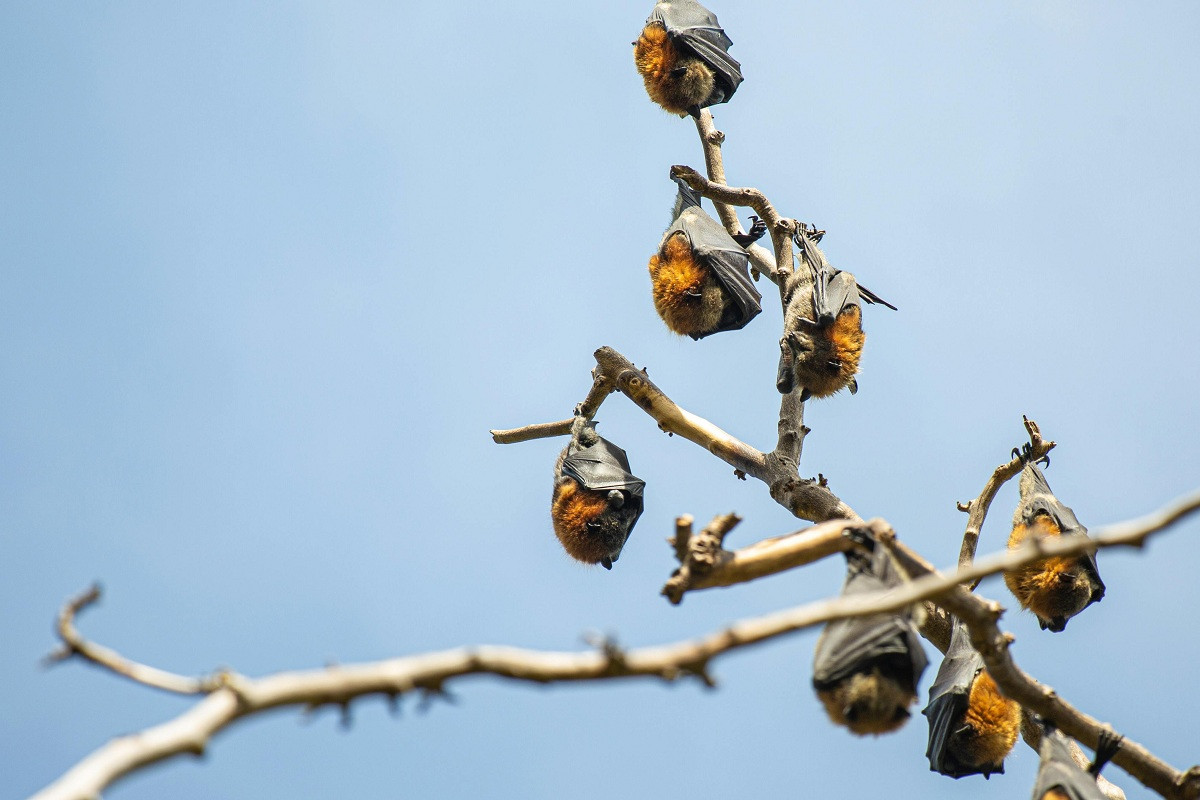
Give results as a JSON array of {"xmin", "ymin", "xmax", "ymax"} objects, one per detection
[
  {"xmin": 647, "ymin": 177, "xmax": 764, "ymax": 339},
  {"xmin": 777, "ymin": 225, "xmax": 896, "ymax": 400},
  {"xmin": 551, "ymin": 429, "xmax": 645, "ymax": 570},
  {"xmin": 923, "ymin": 617, "xmax": 1020, "ymax": 778},
  {"xmin": 1030, "ymin": 722, "xmax": 1123, "ymax": 800},
  {"xmin": 812, "ymin": 535, "xmax": 928, "ymax": 736},
  {"xmin": 1004, "ymin": 463, "xmax": 1105, "ymax": 632},
  {"xmin": 633, "ymin": 0, "xmax": 743, "ymax": 117}
]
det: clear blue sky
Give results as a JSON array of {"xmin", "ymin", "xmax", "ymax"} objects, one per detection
[{"xmin": 3, "ymin": 2, "xmax": 1198, "ymax": 798}]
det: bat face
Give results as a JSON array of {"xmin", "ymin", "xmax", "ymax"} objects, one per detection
[
  {"xmin": 648, "ymin": 181, "xmax": 762, "ymax": 339},
  {"xmin": 812, "ymin": 544, "xmax": 928, "ymax": 736},
  {"xmin": 634, "ymin": 0, "xmax": 743, "ymax": 116},
  {"xmin": 923, "ymin": 620, "xmax": 1020, "ymax": 778},
  {"xmin": 1004, "ymin": 464, "xmax": 1105, "ymax": 631},
  {"xmin": 551, "ymin": 435, "xmax": 645, "ymax": 569}
]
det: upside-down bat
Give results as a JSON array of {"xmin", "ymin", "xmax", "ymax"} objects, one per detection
[
  {"xmin": 1004, "ymin": 462, "xmax": 1105, "ymax": 632},
  {"xmin": 923, "ymin": 617, "xmax": 1021, "ymax": 778},
  {"xmin": 647, "ymin": 178, "xmax": 764, "ymax": 339},
  {"xmin": 633, "ymin": 0, "xmax": 743, "ymax": 117},
  {"xmin": 776, "ymin": 225, "xmax": 896, "ymax": 400},
  {"xmin": 812, "ymin": 535, "xmax": 928, "ymax": 736},
  {"xmin": 551, "ymin": 429, "xmax": 645, "ymax": 570},
  {"xmin": 1031, "ymin": 722, "xmax": 1123, "ymax": 800}
]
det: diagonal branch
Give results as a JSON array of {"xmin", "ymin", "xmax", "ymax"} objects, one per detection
[
  {"xmin": 491, "ymin": 346, "xmax": 854, "ymax": 522},
  {"xmin": 876, "ymin": 494, "xmax": 1200, "ymax": 800},
  {"xmin": 691, "ymin": 110, "xmax": 778, "ymax": 279},
  {"xmin": 957, "ymin": 415, "xmax": 1055, "ymax": 568},
  {"xmin": 592, "ymin": 346, "xmax": 853, "ymax": 522}
]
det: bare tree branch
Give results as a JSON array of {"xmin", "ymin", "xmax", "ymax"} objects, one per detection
[
  {"xmin": 592, "ymin": 346, "xmax": 854, "ymax": 522},
  {"xmin": 957, "ymin": 415, "xmax": 1055, "ymax": 568},
  {"xmin": 30, "ymin": 491, "xmax": 1200, "ymax": 800},
  {"xmin": 663, "ymin": 515, "xmax": 857, "ymax": 604},
  {"xmin": 690, "ymin": 110, "xmax": 777, "ymax": 279},
  {"xmin": 490, "ymin": 367, "xmax": 616, "ymax": 444},
  {"xmin": 42, "ymin": 584, "xmax": 220, "ymax": 696}
]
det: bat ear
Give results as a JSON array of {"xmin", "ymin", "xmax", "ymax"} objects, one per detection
[
  {"xmin": 600, "ymin": 557, "xmax": 613, "ymax": 570},
  {"xmin": 848, "ymin": 378, "xmax": 858, "ymax": 395},
  {"xmin": 799, "ymin": 388, "xmax": 812, "ymax": 402}
]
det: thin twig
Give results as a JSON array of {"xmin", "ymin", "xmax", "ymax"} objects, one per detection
[
  {"xmin": 490, "ymin": 363, "xmax": 616, "ymax": 444},
  {"xmin": 43, "ymin": 584, "xmax": 219, "ymax": 696},
  {"xmin": 957, "ymin": 415, "xmax": 1055, "ymax": 568}
]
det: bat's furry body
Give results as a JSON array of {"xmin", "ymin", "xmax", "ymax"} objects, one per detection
[
  {"xmin": 817, "ymin": 667, "xmax": 917, "ymax": 736},
  {"xmin": 923, "ymin": 616, "xmax": 1021, "ymax": 779},
  {"xmin": 1004, "ymin": 465, "xmax": 1105, "ymax": 632},
  {"xmin": 778, "ymin": 229, "xmax": 891, "ymax": 399},
  {"xmin": 812, "ymin": 542, "xmax": 927, "ymax": 737},
  {"xmin": 1005, "ymin": 518, "xmax": 1098, "ymax": 631},
  {"xmin": 787, "ymin": 303, "xmax": 865, "ymax": 399},
  {"xmin": 634, "ymin": 23, "xmax": 716, "ymax": 117},
  {"xmin": 953, "ymin": 671, "xmax": 1021, "ymax": 771},
  {"xmin": 550, "ymin": 477, "xmax": 633, "ymax": 566},
  {"xmin": 648, "ymin": 231, "xmax": 726, "ymax": 336},
  {"xmin": 550, "ymin": 433, "xmax": 644, "ymax": 570}
]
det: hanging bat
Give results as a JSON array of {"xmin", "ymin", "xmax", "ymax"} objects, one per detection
[
  {"xmin": 1030, "ymin": 722, "xmax": 1123, "ymax": 800},
  {"xmin": 633, "ymin": 0, "xmax": 743, "ymax": 117},
  {"xmin": 1004, "ymin": 462, "xmax": 1105, "ymax": 632},
  {"xmin": 812, "ymin": 535, "xmax": 928, "ymax": 736},
  {"xmin": 647, "ymin": 177, "xmax": 764, "ymax": 339},
  {"xmin": 923, "ymin": 617, "xmax": 1020, "ymax": 778},
  {"xmin": 777, "ymin": 225, "xmax": 896, "ymax": 400},
  {"xmin": 551, "ymin": 429, "xmax": 645, "ymax": 570}
]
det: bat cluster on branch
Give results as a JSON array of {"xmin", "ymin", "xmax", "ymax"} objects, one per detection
[{"xmin": 29, "ymin": 3, "xmax": 1200, "ymax": 800}]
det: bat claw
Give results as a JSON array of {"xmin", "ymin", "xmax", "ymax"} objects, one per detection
[{"xmin": 731, "ymin": 215, "xmax": 768, "ymax": 247}]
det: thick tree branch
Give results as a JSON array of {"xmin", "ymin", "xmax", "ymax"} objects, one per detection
[
  {"xmin": 592, "ymin": 346, "xmax": 854, "ymax": 522},
  {"xmin": 663, "ymin": 515, "xmax": 858, "ymax": 604},
  {"xmin": 957, "ymin": 415, "xmax": 1055, "ymax": 568},
  {"xmin": 32, "ymin": 492, "xmax": 1199, "ymax": 800},
  {"xmin": 490, "ymin": 346, "xmax": 853, "ymax": 522}
]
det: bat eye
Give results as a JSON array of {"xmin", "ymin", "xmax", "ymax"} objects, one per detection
[{"xmin": 891, "ymin": 707, "xmax": 911, "ymax": 724}]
